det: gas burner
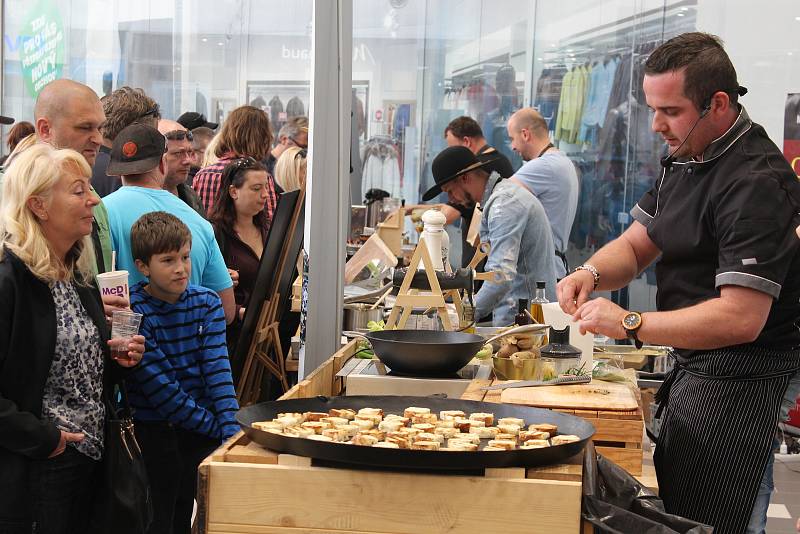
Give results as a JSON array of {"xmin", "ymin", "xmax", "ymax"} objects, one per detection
[{"xmin": 337, "ymin": 358, "xmax": 492, "ymax": 398}]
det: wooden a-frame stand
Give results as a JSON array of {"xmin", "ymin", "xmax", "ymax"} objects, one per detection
[
  {"xmin": 385, "ymin": 237, "xmax": 463, "ymax": 331},
  {"xmin": 237, "ymin": 188, "xmax": 306, "ymax": 405}
]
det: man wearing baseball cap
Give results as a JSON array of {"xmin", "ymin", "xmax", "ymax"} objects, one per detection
[
  {"xmin": 103, "ymin": 124, "xmax": 235, "ymax": 324},
  {"xmin": 422, "ymin": 146, "xmax": 556, "ymax": 325}
]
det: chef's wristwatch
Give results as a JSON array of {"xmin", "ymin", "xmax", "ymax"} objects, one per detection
[{"xmin": 622, "ymin": 312, "xmax": 644, "ymax": 349}]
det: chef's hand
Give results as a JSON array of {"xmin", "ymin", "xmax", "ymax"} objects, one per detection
[
  {"xmin": 572, "ymin": 297, "xmax": 627, "ymax": 339},
  {"xmin": 108, "ymin": 334, "xmax": 145, "ymax": 367},
  {"xmin": 228, "ymin": 269, "xmax": 239, "ymax": 288},
  {"xmin": 101, "ymin": 294, "xmax": 129, "ymax": 324},
  {"xmin": 557, "ymin": 270, "xmax": 595, "ymax": 315},
  {"xmin": 49, "ymin": 430, "xmax": 84, "ymax": 458}
]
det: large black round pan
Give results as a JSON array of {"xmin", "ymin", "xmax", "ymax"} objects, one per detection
[
  {"xmin": 237, "ymin": 395, "xmax": 595, "ymax": 470},
  {"xmin": 364, "ymin": 329, "xmax": 485, "ymax": 376}
]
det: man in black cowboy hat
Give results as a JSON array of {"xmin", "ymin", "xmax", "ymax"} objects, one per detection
[{"xmin": 423, "ymin": 146, "xmax": 556, "ymax": 326}]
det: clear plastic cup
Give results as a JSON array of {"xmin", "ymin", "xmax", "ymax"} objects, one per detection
[{"xmin": 110, "ymin": 310, "xmax": 142, "ymax": 362}]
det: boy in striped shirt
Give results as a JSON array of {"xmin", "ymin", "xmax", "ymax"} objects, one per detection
[{"xmin": 127, "ymin": 211, "xmax": 239, "ymax": 534}]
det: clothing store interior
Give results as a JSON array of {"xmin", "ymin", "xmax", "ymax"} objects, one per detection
[{"xmin": 2, "ymin": 1, "xmax": 800, "ymax": 533}]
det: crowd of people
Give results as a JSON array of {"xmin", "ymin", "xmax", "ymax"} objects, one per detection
[
  {"xmin": 1, "ymin": 29, "xmax": 799, "ymax": 534},
  {"xmin": 0, "ymin": 79, "xmax": 308, "ymax": 534}
]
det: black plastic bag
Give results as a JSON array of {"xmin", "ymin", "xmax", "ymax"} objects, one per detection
[{"xmin": 582, "ymin": 442, "xmax": 713, "ymax": 534}]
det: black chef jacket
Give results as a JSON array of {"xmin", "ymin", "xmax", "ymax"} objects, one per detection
[{"xmin": 630, "ymin": 106, "xmax": 800, "ymax": 354}]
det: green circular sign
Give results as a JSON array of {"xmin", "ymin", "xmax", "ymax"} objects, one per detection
[{"xmin": 19, "ymin": 0, "xmax": 65, "ymax": 98}]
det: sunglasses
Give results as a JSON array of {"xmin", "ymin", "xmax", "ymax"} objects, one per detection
[
  {"xmin": 165, "ymin": 130, "xmax": 193, "ymax": 142},
  {"xmin": 138, "ymin": 105, "xmax": 160, "ymax": 120},
  {"xmin": 289, "ymin": 136, "xmax": 308, "ymax": 149},
  {"xmin": 233, "ymin": 156, "xmax": 258, "ymax": 168}
]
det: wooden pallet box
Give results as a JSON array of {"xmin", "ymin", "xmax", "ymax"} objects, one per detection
[
  {"xmin": 197, "ymin": 432, "xmax": 583, "ymax": 534},
  {"xmin": 196, "ymin": 343, "xmax": 586, "ymax": 533}
]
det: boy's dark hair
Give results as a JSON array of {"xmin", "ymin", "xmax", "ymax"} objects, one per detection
[
  {"xmin": 644, "ymin": 32, "xmax": 739, "ymax": 111},
  {"xmin": 131, "ymin": 211, "xmax": 192, "ymax": 264},
  {"xmin": 444, "ymin": 116, "xmax": 484, "ymax": 140}
]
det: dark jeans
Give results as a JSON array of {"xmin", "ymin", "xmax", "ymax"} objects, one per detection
[
  {"xmin": 27, "ymin": 446, "xmax": 100, "ymax": 534},
  {"xmin": 135, "ymin": 422, "xmax": 219, "ymax": 534}
]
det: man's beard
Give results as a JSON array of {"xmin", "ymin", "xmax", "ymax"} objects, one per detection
[{"xmin": 457, "ymin": 191, "xmax": 477, "ymax": 210}]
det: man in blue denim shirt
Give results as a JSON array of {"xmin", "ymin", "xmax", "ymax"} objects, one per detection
[{"xmin": 423, "ymin": 146, "xmax": 556, "ymax": 326}]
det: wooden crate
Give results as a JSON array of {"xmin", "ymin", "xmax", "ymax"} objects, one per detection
[
  {"xmin": 196, "ymin": 344, "xmax": 586, "ymax": 534},
  {"xmin": 279, "ymin": 338, "xmax": 359, "ymax": 400},
  {"xmin": 197, "ymin": 432, "xmax": 583, "ymax": 534},
  {"xmin": 462, "ymin": 379, "xmax": 644, "ymax": 476}
]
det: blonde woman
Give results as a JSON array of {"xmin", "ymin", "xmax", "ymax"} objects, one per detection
[
  {"xmin": 201, "ymin": 131, "xmax": 221, "ymax": 168},
  {"xmin": 0, "ymin": 144, "xmax": 144, "ymax": 533},
  {"xmin": 1, "ymin": 131, "xmax": 38, "ymax": 169},
  {"xmin": 273, "ymin": 145, "xmax": 307, "ymax": 193}
]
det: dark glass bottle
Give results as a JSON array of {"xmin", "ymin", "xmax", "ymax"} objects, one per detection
[{"xmin": 515, "ymin": 299, "xmax": 532, "ymax": 326}]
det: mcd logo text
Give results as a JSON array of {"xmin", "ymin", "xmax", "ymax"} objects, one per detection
[{"xmin": 101, "ymin": 285, "xmax": 127, "ymax": 296}]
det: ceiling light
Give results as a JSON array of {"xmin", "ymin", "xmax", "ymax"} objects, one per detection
[
  {"xmin": 680, "ymin": 6, "xmax": 689, "ymax": 10},
  {"xmin": 201, "ymin": 37, "xmax": 207, "ymax": 42},
  {"xmin": 217, "ymin": 42, "xmax": 224, "ymax": 46},
  {"xmin": 677, "ymin": 12, "xmax": 685, "ymax": 16}
]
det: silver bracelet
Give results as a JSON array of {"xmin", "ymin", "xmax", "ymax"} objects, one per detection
[{"xmin": 574, "ymin": 264, "xmax": 599, "ymax": 289}]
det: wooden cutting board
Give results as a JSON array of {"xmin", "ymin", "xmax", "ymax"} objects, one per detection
[{"xmin": 500, "ymin": 381, "xmax": 639, "ymax": 411}]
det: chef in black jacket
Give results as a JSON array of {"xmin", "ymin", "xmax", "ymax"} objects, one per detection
[
  {"xmin": 557, "ymin": 32, "xmax": 800, "ymax": 533},
  {"xmin": 440, "ymin": 116, "xmax": 514, "ymax": 266}
]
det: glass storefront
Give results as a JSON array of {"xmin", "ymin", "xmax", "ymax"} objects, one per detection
[{"xmin": 3, "ymin": 0, "xmax": 800, "ymax": 316}]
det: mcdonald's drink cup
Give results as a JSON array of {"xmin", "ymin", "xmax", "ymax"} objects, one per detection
[{"xmin": 96, "ymin": 270, "xmax": 130, "ymax": 302}]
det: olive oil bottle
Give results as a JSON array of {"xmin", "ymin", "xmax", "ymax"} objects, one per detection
[{"xmin": 530, "ymin": 281, "xmax": 548, "ymax": 344}]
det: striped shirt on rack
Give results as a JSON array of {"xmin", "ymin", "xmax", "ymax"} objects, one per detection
[{"xmin": 128, "ymin": 281, "xmax": 239, "ymax": 441}]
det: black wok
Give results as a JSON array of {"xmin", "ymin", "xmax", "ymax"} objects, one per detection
[
  {"xmin": 237, "ymin": 395, "xmax": 595, "ymax": 470},
  {"xmin": 365, "ymin": 329, "xmax": 484, "ymax": 376}
]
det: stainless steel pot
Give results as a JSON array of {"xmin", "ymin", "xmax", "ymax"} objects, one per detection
[{"xmin": 343, "ymin": 303, "xmax": 385, "ymax": 331}]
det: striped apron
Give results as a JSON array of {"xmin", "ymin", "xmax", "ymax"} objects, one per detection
[{"xmin": 654, "ymin": 345, "xmax": 800, "ymax": 533}]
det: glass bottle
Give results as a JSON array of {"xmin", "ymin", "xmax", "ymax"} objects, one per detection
[
  {"xmin": 530, "ymin": 281, "xmax": 548, "ymax": 343},
  {"xmin": 515, "ymin": 299, "xmax": 532, "ymax": 326}
]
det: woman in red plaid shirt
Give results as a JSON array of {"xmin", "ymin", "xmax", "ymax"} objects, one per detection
[{"xmin": 192, "ymin": 105, "xmax": 278, "ymax": 227}]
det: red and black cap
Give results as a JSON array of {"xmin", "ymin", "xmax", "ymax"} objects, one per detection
[{"xmin": 107, "ymin": 123, "xmax": 167, "ymax": 176}]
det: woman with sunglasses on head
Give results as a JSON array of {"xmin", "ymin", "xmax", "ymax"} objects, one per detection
[
  {"xmin": 192, "ymin": 106, "xmax": 278, "ymax": 223},
  {"xmin": 209, "ymin": 158, "xmax": 271, "ymax": 380}
]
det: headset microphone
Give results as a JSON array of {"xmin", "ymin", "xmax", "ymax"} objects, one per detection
[{"xmin": 659, "ymin": 103, "xmax": 712, "ymax": 168}]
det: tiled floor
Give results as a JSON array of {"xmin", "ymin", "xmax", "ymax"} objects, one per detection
[{"xmin": 767, "ymin": 455, "xmax": 800, "ymax": 534}]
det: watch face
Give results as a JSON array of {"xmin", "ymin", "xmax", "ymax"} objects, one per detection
[{"xmin": 623, "ymin": 313, "xmax": 641, "ymax": 330}]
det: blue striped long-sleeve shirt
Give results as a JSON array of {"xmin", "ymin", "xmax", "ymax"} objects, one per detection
[{"xmin": 128, "ymin": 282, "xmax": 239, "ymax": 440}]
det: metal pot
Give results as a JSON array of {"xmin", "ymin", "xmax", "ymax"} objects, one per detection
[{"xmin": 343, "ymin": 303, "xmax": 385, "ymax": 331}]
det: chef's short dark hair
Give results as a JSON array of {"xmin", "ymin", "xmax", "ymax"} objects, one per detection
[
  {"xmin": 444, "ymin": 116, "xmax": 484, "ymax": 140},
  {"xmin": 645, "ymin": 32, "xmax": 739, "ymax": 111}
]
